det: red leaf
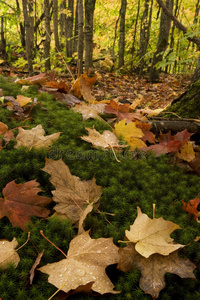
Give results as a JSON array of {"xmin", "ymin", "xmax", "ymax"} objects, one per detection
[
  {"xmin": 0, "ymin": 180, "xmax": 52, "ymax": 230},
  {"xmin": 182, "ymin": 197, "xmax": 200, "ymax": 221}
]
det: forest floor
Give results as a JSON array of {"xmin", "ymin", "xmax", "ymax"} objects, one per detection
[{"xmin": 93, "ymin": 71, "xmax": 191, "ymax": 108}]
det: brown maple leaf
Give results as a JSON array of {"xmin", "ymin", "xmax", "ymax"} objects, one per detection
[
  {"xmin": 0, "ymin": 180, "xmax": 52, "ymax": 230},
  {"xmin": 118, "ymin": 243, "xmax": 196, "ymax": 299},
  {"xmin": 124, "ymin": 207, "xmax": 184, "ymax": 258},
  {"xmin": 14, "ymin": 124, "xmax": 61, "ymax": 150},
  {"xmin": 182, "ymin": 196, "xmax": 200, "ymax": 221},
  {"xmin": 0, "ymin": 122, "xmax": 15, "ymax": 150},
  {"xmin": 39, "ymin": 231, "xmax": 120, "ymax": 295},
  {"xmin": 0, "ymin": 238, "xmax": 20, "ymax": 269},
  {"xmin": 16, "ymin": 73, "xmax": 49, "ymax": 85},
  {"xmin": 42, "ymin": 158, "xmax": 102, "ymax": 223}
]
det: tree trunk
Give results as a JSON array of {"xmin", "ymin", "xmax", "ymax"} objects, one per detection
[
  {"xmin": 139, "ymin": 0, "xmax": 153, "ymax": 75},
  {"xmin": 16, "ymin": 0, "xmax": 25, "ymax": 47},
  {"xmin": 1, "ymin": 17, "xmax": 6, "ymax": 60},
  {"xmin": 53, "ymin": 0, "xmax": 60, "ymax": 51},
  {"xmin": 84, "ymin": 0, "xmax": 96, "ymax": 72},
  {"xmin": 118, "ymin": 0, "xmax": 127, "ymax": 68},
  {"xmin": 149, "ymin": 0, "xmax": 173, "ymax": 83},
  {"xmin": 77, "ymin": 0, "xmax": 84, "ymax": 75},
  {"xmin": 66, "ymin": 0, "xmax": 74, "ymax": 58},
  {"xmin": 44, "ymin": 0, "xmax": 51, "ymax": 71},
  {"xmin": 73, "ymin": 0, "xmax": 78, "ymax": 54},
  {"xmin": 22, "ymin": 0, "xmax": 33, "ymax": 74}
]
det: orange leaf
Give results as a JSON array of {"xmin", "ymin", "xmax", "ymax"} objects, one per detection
[{"xmin": 182, "ymin": 197, "xmax": 200, "ymax": 221}]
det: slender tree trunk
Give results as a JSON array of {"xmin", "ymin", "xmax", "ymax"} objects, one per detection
[
  {"xmin": 131, "ymin": 0, "xmax": 140, "ymax": 62},
  {"xmin": 66, "ymin": 0, "xmax": 74, "ymax": 57},
  {"xmin": 1, "ymin": 17, "xmax": 6, "ymax": 60},
  {"xmin": 73, "ymin": 0, "xmax": 78, "ymax": 54},
  {"xmin": 16, "ymin": 0, "xmax": 25, "ymax": 47},
  {"xmin": 149, "ymin": 0, "xmax": 174, "ymax": 82},
  {"xmin": 118, "ymin": 0, "xmax": 127, "ymax": 68},
  {"xmin": 22, "ymin": 0, "xmax": 33, "ymax": 74},
  {"xmin": 53, "ymin": 0, "xmax": 60, "ymax": 51},
  {"xmin": 139, "ymin": 0, "xmax": 153, "ymax": 75},
  {"xmin": 77, "ymin": 0, "xmax": 84, "ymax": 75},
  {"xmin": 85, "ymin": 0, "xmax": 96, "ymax": 72},
  {"xmin": 44, "ymin": 0, "xmax": 51, "ymax": 71}
]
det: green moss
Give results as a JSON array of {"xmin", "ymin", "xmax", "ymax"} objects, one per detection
[{"xmin": 0, "ymin": 76, "xmax": 200, "ymax": 299}]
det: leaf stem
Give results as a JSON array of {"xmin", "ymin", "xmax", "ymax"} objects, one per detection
[
  {"xmin": 16, "ymin": 232, "xmax": 30, "ymax": 251},
  {"xmin": 40, "ymin": 230, "xmax": 67, "ymax": 258}
]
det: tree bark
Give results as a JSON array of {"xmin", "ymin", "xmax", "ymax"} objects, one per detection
[
  {"xmin": 53, "ymin": 0, "xmax": 60, "ymax": 51},
  {"xmin": 1, "ymin": 17, "xmax": 6, "ymax": 60},
  {"xmin": 149, "ymin": 0, "xmax": 173, "ymax": 82},
  {"xmin": 118, "ymin": 0, "xmax": 127, "ymax": 68},
  {"xmin": 84, "ymin": 0, "xmax": 96, "ymax": 72},
  {"xmin": 44, "ymin": 0, "xmax": 51, "ymax": 71},
  {"xmin": 66, "ymin": 0, "xmax": 74, "ymax": 57},
  {"xmin": 22, "ymin": 0, "xmax": 33, "ymax": 74},
  {"xmin": 73, "ymin": 0, "xmax": 78, "ymax": 54},
  {"xmin": 77, "ymin": 0, "xmax": 84, "ymax": 75}
]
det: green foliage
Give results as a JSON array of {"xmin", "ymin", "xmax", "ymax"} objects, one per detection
[{"xmin": 0, "ymin": 76, "xmax": 200, "ymax": 299}]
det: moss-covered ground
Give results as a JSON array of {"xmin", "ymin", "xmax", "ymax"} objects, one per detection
[{"xmin": 0, "ymin": 75, "xmax": 200, "ymax": 299}]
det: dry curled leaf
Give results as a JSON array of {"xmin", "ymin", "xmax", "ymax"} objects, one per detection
[
  {"xmin": 0, "ymin": 180, "xmax": 52, "ymax": 230},
  {"xmin": 125, "ymin": 207, "xmax": 184, "ymax": 258},
  {"xmin": 0, "ymin": 238, "xmax": 20, "ymax": 269},
  {"xmin": 182, "ymin": 196, "xmax": 200, "ymax": 221},
  {"xmin": 30, "ymin": 249, "xmax": 45, "ymax": 284},
  {"xmin": 14, "ymin": 124, "xmax": 61, "ymax": 150},
  {"xmin": 39, "ymin": 231, "xmax": 120, "ymax": 295},
  {"xmin": 118, "ymin": 243, "xmax": 196, "ymax": 299},
  {"xmin": 42, "ymin": 158, "xmax": 102, "ymax": 223},
  {"xmin": 72, "ymin": 103, "xmax": 102, "ymax": 121},
  {"xmin": 81, "ymin": 127, "xmax": 126, "ymax": 150}
]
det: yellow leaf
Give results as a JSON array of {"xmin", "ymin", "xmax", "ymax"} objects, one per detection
[
  {"xmin": 114, "ymin": 119, "xmax": 145, "ymax": 150},
  {"xmin": 176, "ymin": 141, "xmax": 195, "ymax": 162},
  {"xmin": 16, "ymin": 95, "xmax": 32, "ymax": 107}
]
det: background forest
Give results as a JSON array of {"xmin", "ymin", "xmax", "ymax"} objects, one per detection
[{"xmin": 0, "ymin": 0, "xmax": 199, "ymax": 80}]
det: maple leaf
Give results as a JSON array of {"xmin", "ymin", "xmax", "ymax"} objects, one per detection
[
  {"xmin": 4, "ymin": 96, "xmax": 24, "ymax": 118},
  {"xmin": 118, "ymin": 243, "xmax": 196, "ymax": 299},
  {"xmin": 124, "ymin": 207, "xmax": 184, "ymax": 258},
  {"xmin": 0, "ymin": 180, "xmax": 52, "ymax": 230},
  {"xmin": 45, "ymin": 80, "xmax": 69, "ymax": 93},
  {"xmin": 80, "ymin": 127, "xmax": 125, "ymax": 150},
  {"xmin": 42, "ymin": 158, "xmax": 102, "ymax": 223},
  {"xmin": 72, "ymin": 103, "xmax": 103, "ymax": 121},
  {"xmin": 136, "ymin": 121, "xmax": 156, "ymax": 144},
  {"xmin": 0, "ymin": 238, "xmax": 20, "ymax": 269},
  {"xmin": 14, "ymin": 124, "xmax": 61, "ymax": 150},
  {"xmin": 114, "ymin": 120, "xmax": 146, "ymax": 150},
  {"xmin": 0, "ymin": 122, "xmax": 8, "ymax": 134},
  {"xmin": 16, "ymin": 73, "xmax": 49, "ymax": 85},
  {"xmin": 176, "ymin": 141, "xmax": 195, "ymax": 162},
  {"xmin": 142, "ymin": 130, "xmax": 193, "ymax": 156},
  {"xmin": 71, "ymin": 72, "xmax": 97, "ymax": 102},
  {"xmin": 182, "ymin": 196, "xmax": 200, "ymax": 221},
  {"xmin": 39, "ymin": 231, "xmax": 120, "ymax": 295}
]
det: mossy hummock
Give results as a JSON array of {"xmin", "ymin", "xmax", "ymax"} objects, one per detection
[{"xmin": 0, "ymin": 75, "xmax": 200, "ymax": 299}]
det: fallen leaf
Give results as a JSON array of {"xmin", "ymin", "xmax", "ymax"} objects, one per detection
[
  {"xmin": 0, "ymin": 180, "xmax": 52, "ymax": 230},
  {"xmin": 125, "ymin": 207, "xmax": 184, "ymax": 258},
  {"xmin": 114, "ymin": 120, "xmax": 146, "ymax": 150},
  {"xmin": 182, "ymin": 196, "xmax": 200, "ymax": 221},
  {"xmin": 71, "ymin": 73, "xmax": 97, "ymax": 102},
  {"xmin": 176, "ymin": 141, "xmax": 195, "ymax": 162},
  {"xmin": 0, "ymin": 122, "xmax": 15, "ymax": 150},
  {"xmin": 4, "ymin": 96, "xmax": 24, "ymax": 118},
  {"xmin": 45, "ymin": 80, "xmax": 69, "ymax": 93},
  {"xmin": 137, "ymin": 107, "xmax": 165, "ymax": 117},
  {"xmin": 14, "ymin": 124, "xmax": 61, "ymax": 150},
  {"xmin": 0, "ymin": 238, "xmax": 20, "ymax": 269},
  {"xmin": 42, "ymin": 158, "xmax": 102, "ymax": 223},
  {"xmin": 16, "ymin": 73, "xmax": 49, "ymax": 85},
  {"xmin": 142, "ymin": 130, "xmax": 193, "ymax": 156},
  {"xmin": 39, "ymin": 231, "xmax": 120, "ymax": 295},
  {"xmin": 30, "ymin": 249, "xmax": 45, "ymax": 284},
  {"xmin": 0, "ymin": 122, "xmax": 8, "ymax": 134},
  {"xmin": 72, "ymin": 103, "xmax": 102, "ymax": 121},
  {"xmin": 16, "ymin": 95, "xmax": 32, "ymax": 107},
  {"xmin": 118, "ymin": 243, "xmax": 196, "ymax": 299},
  {"xmin": 81, "ymin": 127, "xmax": 125, "ymax": 150},
  {"xmin": 136, "ymin": 121, "xmax": 156, "ymax": 144}
]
